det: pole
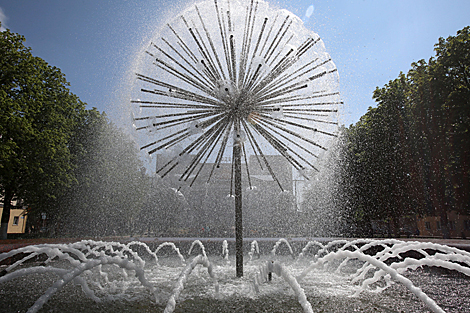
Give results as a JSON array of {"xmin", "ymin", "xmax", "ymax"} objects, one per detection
[{"xmin": 234, "ymin": 141, "xmax": 243, "ymax": 277}]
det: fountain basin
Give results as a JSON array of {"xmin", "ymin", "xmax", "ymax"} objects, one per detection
[{"xmin": 1, "ymin": 238, "xmax": 469, "ymax": 312}]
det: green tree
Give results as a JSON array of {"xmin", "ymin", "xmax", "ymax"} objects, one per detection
[
  {"xmin": 436, "ymin": 27, "xmax": 470, "ymax": 215},
  {"xmin": 0, "ymin": 27, "xmax": 86, "ymax": 239},
  {"xmin": 342, "ymin": 110, "xmax": 385, "ymax": 236},
  {"xmin": 136, "ymin": 182, "xmax": 188, "ymax": 236},
  {"xmin": 341, "ymin": 75, "xmax": 423, "ymax": 236},
  {"xmin": 54, "ymin": 109, "xmax": 150, "ymax": 237},
  {"xmin": 342, "ymin": 26, "xmax": 469, "ymax": 238},
  {"xmin": 407, "ymin": 26, "xmax": 470, "ymax": 237},
  {"xmin": 301, "ymin": 131, "xmax": 350, "ymax": 237},
  {"xmin": 371, "ymin": 74, "xmax": 421, "ymax": 233}
]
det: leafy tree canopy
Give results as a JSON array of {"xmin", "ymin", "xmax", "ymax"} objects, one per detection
[
  {"xmin": 0, "ymin": 26, "xmax": 87, "ymax": 238},
  {"xmin": 53, "ymin": 109, "xmax": 151, "ymax": 237},
  {"xmin": 339, "ymin": 26, "xmax": 470, "ymax": 237}
]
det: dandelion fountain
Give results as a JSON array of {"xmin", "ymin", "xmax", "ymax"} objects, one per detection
[
  {"xmin": 1, "ymin": 0, "xmax": 469, "ymax": 312},
  {"xmin": 130, "ymin": 0, "xmax": 341, "ymax": 278}
]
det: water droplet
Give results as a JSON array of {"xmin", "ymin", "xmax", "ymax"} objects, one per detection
[
  {"xmin": 147, "ymin": 117, "xmax": 157, "ymax": 133},
  {"xmin": 233, "ymin": 130, "xmax": 246, "ymax": 145},
  {"xmin": 271, "ymin": 105, "xmax": 284, "ymax": 119},
  {"xmin": 189, "ymin": 121, "xmax": 203, "ymax": 135},
  {"xmin": 305, "ymin": 5, "xmax": 314, "ymax": 18}
]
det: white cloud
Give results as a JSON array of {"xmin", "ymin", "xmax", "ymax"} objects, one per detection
[{"xmin": 0, "ymin": 7, "xmax": 8, "ymax": 32}]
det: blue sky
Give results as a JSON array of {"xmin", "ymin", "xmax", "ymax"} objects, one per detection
[{"xmin": 1, "ymin": 0, "xmax": 469, "ymax": 127}]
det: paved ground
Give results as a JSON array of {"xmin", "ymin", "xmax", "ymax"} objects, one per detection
[
  {"xmin": 1, "ymin": 236, "xmax": 470, "ymax": 253},
  {"xmin": 399, "ymin": 237, "xmax": 470, "ymax": 252}
]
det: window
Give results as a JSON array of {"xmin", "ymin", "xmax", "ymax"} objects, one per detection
[
  {"xmin": 425, "ymin": 222, "xmax": 431, "ymax": 230},
  {"xmin": 449, "ymin": 221, "xmax": 455, "ymax": 230},
  {"xmin": 464, "ymin": 220, "xmax": 470, "ymax": 230},
  {"xmin": 436, "ymin": 221, "xmax": 441, "ymax": 230},
  {"xmin": 13, "ymin": 216, "xmax": 19, "ymax": 226}
]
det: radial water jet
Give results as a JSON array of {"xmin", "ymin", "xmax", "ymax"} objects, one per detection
[{"xmin": 1, "ymin": 238, "xmax": 470, "ymax": 312}]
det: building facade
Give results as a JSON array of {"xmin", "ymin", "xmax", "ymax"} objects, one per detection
[
  {"xmin": 417, "ymin": 211, "xmax": 470, "ymax": 239},
  {"xmin": 154, "ymin": 153, "xmax": 296, "ymax": 236},
  {"xmin": 0, "ymin": 199, "xmax": 28, "ymax": 234}
]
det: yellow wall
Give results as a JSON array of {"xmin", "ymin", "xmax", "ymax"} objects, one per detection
[
  {"xmin": 0, "ymin": 206, "xmax": 28, "ymax": 234},
  {"xmin": 417, "ymin": 211, "xmax": 470, "ymax": 239}
]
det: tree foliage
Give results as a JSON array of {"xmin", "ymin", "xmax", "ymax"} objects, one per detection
[
  {"xmin": 300, "ymin": 132, "xmax": 351, "ymax": 236},
  {"xmin": 1, "ymin": 26, "xmax": 189, "ymax": 239},
  {"xmin": 0, "ymin": 27, "xmax": 86, "ymax": 238},
  {"xmin": 341, "ymin": 26, "xmax": 470, "ymax": 237},
  {"xmin": 52, "ymin": 109, "xmax": 151, "ymax": 237}
]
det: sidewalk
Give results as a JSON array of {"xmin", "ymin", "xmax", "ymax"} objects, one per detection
[{"xmin": 399, "ymin": 237, "xmax": 470, "ymax": 252}]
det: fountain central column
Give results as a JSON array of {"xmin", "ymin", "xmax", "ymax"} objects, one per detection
[{"xmin": 234, "ymin": 137, "xmax": 243, "ymax": 277}]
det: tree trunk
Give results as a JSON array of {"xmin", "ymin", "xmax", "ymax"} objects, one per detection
[
  {"xmin": 440, "ymin": 209, "xmax": 450, "ymax": 239},
  {"xmin": 0, "ymin": 188, "xmax": 14, "ymax": 240},
  {"xmin": 392, "ymin": 215, "xmax": 400, "ymax": 238}
]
